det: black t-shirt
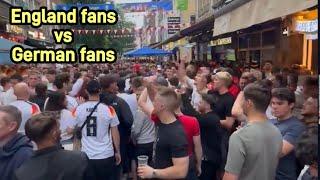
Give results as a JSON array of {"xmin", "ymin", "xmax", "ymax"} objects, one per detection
[
  {"xmin": 153, "ymin": 120, "xmax": 188, "ymax": 169},
  {"xmin": 198, "ymin": 112, "xmax": 222, "ymax": 164},
  {"xmin": 208, "ymin": 90, "xmax": 234, "ymax": 120}
]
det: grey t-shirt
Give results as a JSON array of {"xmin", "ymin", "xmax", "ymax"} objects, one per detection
[
  {"xmin": 225, "ymin": 121, "xmax": 283, "ymax": 180},
  {"xmin": 131, "ymin": 110, "xmax": 155, "ymax": 144}
]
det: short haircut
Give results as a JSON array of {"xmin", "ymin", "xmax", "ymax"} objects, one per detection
[
  {"xmin": 201, "ymin": 94, "xmax": 218, "ymax": 110},
  {"xmin": 243, "ymin": 82, "xmax": 271, "ymax": 112},
  {"xmin": 304, "ymin": 76, "xmax": 318, "ymax": 87},
  {"xmin": 0, "ymin": 105, "xmax": 22, "ymax": 127},
  {"xmin": 45, "ymin": 91, "xmax": 66, "ymax": 111},
  {"xmin": 158, "ymin": 87, "xmax": 180, "ymax": 110},
  {"xmin": 272, "ymin": 88, "xmax": 295, "ymax": 104},
  {"xmin": 117, "ymin": 78, "xmax": 126, "ymax": 92},
  {"xmin": 296, "ymin": 127, "xmax": 318, "ymax": 166},
  {"xmin": 131, "ymin": 77, "xmax": 143, "ymax": 89},
  {"xmin": 35, "ymin": 83, "xmax": 47, "ymax": 96},
  {"xmin": 154, "ymin": 76, "xmax": 169, "ymax": 87},
  {"xmin": 275, "ymin": 74, "xmax": 287, "ymax": 88},
  {"xmin": 168, "ymin": 77, "xmax": 179, "ymax": 88},
  {"xmin": 264, "ymin": 60, "xmax": 273, "ymax": 65},
  {"xmin": 0, "ymin": 77, "xmax": 10, "ymax": 87},
  {"xmin": 25, "ymin": 112, "xmax": 59, "ymax": 143},
  {"xmin": 287, "ymin": 74, "xmax": 298, "ymax": 85},
  {"xmin": 10, "ymin": 74, "xmax": 23, "ymax": 82},
  {"xmin": 54, "ymin": 73, "xmax": 70, "ymax": 89},
  {"xmin": 99, "ymin": 74, "xmax": 118, "ymax": 89},
  {"xmin": 28, "ymin": 71, "xmax": 41, "ymax": 78},
  {"xmin": 46, "ymin": 69, "xmax": 56, "ymax": 75},
  {"xmin": 258, "ymin": 79, "xmax": 273, "ymax": 91},
  {"xmin": 86, "ymin": 80, "xmax": 101, "ymax": 95}
]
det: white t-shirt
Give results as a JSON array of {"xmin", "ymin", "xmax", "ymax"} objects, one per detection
[
  {"xmin": 117, "ymin": 93, "xmax": 138, "ymax": 116},
  {"xmin": 75, "ymin": 101, "xmax": 119, "ymax": 160},
  {"xmin": 59, "ymin": 109, "xmax": 76, "ymax": 141},
  {"xmin": 125, "ymin": 78, "xmax": 131, "ymax": 92},
  {"xmin": 66, "ymin": 95, "xmax": 78, "ymax": 111},
  {"xmin": 10, "ymin": 100, "xmax": 41, "ymax": 133},
  {"xmin": 266, "ymin": 105, "xmax": 276, "ymax": 120},
  {"xmin": 186, "ymin": 77, "xmax": 201, "ymax": 111},
  {"xmin": 0, "ymin": 87, "xmax": 17, "ymax": 105}
]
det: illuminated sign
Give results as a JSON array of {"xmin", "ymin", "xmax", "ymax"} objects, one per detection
[
  {"xmin": 295, "ymin": 19, "xmax": 318, "ymax": 33},
  {"xmin": 210, "ymin": 37, "xmax": 232, "ymax": 46}
]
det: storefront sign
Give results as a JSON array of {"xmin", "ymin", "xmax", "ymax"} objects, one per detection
[
  {"xmin": 210, "ymin": 37, "xmax": 232, "ymax": 46},
  {"xmin": 6, "ymin": 25, "xmax": 23, "ymax": 34},
  {"xmin": 167, "ymin": 17, "xmax": 181, "ymax": 34},
  {"xmin": 295, "ymin": 19, "xmax": 318, "ymax": 33}
]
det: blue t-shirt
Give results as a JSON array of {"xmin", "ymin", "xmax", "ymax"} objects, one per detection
[{"xmin": 270, "ymin": 116, "xmax": 306, "ymax": 180}]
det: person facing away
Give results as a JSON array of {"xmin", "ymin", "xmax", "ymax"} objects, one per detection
[
  {"xmin": 29, "ymin": 83, "xmax": 47, "ymax": 112},
  {"xmin": 14, "ymin": 112, "xmax": 90, "ymax": 180},
  {"xmin": 296, "ymin": 126, "xmax": 318, "ymax": 180},
  {"xmin": 270, "ymin": 88, "xmax": 306, "ymax": 180},
  {"xmin": 10, "ymin": 82, "xmax": 41, "ymax": 134},
  {"xmin": 223, "ymin": 82, "xmax": 283, "ymax": 180},
  {"xmin": 74, "ymin": 80, "xmax": 121, "ymax": 180},
  {"xmin": 181, "ymin": 92, "xmax": 223, "ymax": 180},
  {"xmin": 99, "ymin": 74, "xmax": 134, "ymax": 178},
  {"xmin": 0, "ymin": 106, "xmax": 33, "ymax": 180}
]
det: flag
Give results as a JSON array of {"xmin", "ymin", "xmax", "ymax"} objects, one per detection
[{"xmin": 176, "ymin": 0, "xmax": 188, "ymax": 11}]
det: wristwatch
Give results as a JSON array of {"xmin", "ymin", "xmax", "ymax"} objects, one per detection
[{"xmin": 152, "ymin": 169, "xmax": 157, "ymax": 178}]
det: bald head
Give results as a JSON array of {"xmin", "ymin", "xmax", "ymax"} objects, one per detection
[{"xmin": 14, "ymin": 82, "xmax": 30, "ymax": 100}]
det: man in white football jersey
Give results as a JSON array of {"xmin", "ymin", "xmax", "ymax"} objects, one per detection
[
  {"xmin": 75, "ymin": 80, "xmax": 121, "ymax": 180},
  {"xmin": 10, "ymin": 82, "xmax": 41, "ymax": 133}
]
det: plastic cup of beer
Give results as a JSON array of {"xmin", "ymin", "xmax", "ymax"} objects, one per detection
[{"xmin": 137, "ymin": 155, "xmax": 148, "ymax": 166}]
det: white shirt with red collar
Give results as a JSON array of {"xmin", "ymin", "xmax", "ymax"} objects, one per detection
[{"xmin": 10, "ymin": 100, "xmax": 41, "ymax": 133}]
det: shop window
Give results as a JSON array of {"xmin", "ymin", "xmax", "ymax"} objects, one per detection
[
  {"xmin": 249, "ymin": 50, "xmax": 261, "ymax": 64},
  {"xmin": 248, "ymin": 33, "xmax": 261, "ymax": 48},
  {"xmin": 239, "ymin": 35, "xmax": 248, "ymax": 49},
  {"xmin": 261, "ymin": 49, "xmax": 275, "ymax": 61},
  {"xmin": 262, "ymin": 30, "xmax": 276, "ymax": 46}
]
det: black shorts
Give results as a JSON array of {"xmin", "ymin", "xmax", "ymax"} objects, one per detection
[{"xmin": 87, "ymin": 157, "xmax": 116, "ymax": 180}]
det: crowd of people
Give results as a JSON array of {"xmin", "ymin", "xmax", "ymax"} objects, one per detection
[{"xmin": 0, "ymin": 59, "xmax": 318, "ymax": 180}]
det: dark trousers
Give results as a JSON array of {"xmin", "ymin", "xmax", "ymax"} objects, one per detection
[
  {"xmin": 88, "ymin": 157, "xmax": 116, "ymax": 180},
  {"xmin": 135, "ymin": 142, "xmax": 154, "ymax": 165},
  {"xmin": 199, "ymin": 160, "xmax": 219, "ymax": 180}
]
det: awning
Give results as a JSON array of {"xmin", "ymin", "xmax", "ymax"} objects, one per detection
[
  {"xmin": 123, "ymin": 46, "xmax": 173, "ymax": 57},
  {"xmin": 24, "ymin": 38, "xmax": 54, "ymax": 48},
  {"xmin": 0, "ymin": 38, "xmax": 33, "ymax": 65},
  {"xmin": 213, "ymin": 0, "xmax": 318, "ymax": 36},
  {"xmin": 0, "ymin": 37, "xmax": 33, "ymax": 51}
]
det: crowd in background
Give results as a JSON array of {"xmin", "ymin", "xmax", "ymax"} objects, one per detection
[{"xmin": 0, "ymin": 59, "xmax": 318, "ymax": 180}]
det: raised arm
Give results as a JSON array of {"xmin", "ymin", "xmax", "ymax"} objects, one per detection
[
  {"xmin": 138, "ymin": 88, "xmax": 154, "ymax": 117},
  {"xmin": 231, "ymin": 91, "xmax": 247, "ymax": 122}
]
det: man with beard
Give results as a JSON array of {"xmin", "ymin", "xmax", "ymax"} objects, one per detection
[{"xmin": 14, "ymin": 112, "xmax": 90, "ymax": 180}]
